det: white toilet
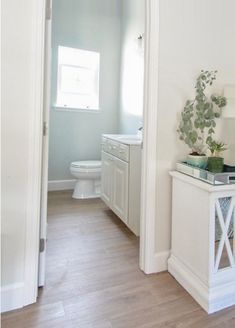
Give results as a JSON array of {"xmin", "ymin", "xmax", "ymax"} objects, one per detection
[{"xmin": 70, "ymin": 160, "xmax": 101, "ymax": 199}]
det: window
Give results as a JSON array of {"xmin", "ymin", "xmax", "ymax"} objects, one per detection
[{"xmin": 56, "ymin": 46, "xmax": 100, "ymax": 111}]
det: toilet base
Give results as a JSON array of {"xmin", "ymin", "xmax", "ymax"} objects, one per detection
[{"xmin": 72, "ymin": 179, "xmax": 101, "ymax": 199}]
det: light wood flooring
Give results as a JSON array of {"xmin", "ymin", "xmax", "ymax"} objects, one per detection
[{"xmin": 2, "ymin": 191, "xmax": 235, "ymax": 327}]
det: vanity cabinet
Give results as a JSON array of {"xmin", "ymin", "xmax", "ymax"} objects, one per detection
[
  {"xmin": 102, "ymin": 151, "xmax": 129, "ymax": 224},
  {"xmin": 101, "ymin": 136, "xmax": 141, "ymax": 236}
]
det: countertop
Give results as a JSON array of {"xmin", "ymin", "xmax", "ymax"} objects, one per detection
[{"xmin": 102, "ymin": 134, "xmax": 142, "ymax": 146}]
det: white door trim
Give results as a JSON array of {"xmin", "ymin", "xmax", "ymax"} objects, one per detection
[
  {"xmin": 23, "ymin": 0, "xmax": 160, "ymax": 307},
  {"xmin": 24, "ymin": 0, "xmax": 46, "ymax": 306},
  {"xmin": 38, "ymin": 0, "xmax": 52, "ymax": 287},
  {"xmin": 140, "ymin": 0, "xmax": 160, "ymax": 273}
]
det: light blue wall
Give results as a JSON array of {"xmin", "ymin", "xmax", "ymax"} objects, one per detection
[
  {"xmin": 48, "ymin": 0, "xmax": 121, "ymax": 180},
  {"xmin": 119, "ymin": 0, "xmax": 145, "ymax": 134}
]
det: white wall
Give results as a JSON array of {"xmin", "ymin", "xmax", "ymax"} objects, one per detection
[
  {"xmin": 49, "ymin": 0, "xmax": 121, "ymax": 181},
  {"xmin": 1, "ymin": 0, "xmax": 35, "ymax": 311},
  {"xmin": 222, "ymin": 119, "xmax": 235, "ymax": 165},
  {"xmin": 155, "ymin": 0, "xmax": 235, "ymax": 254},
  {"xmin": 119, "ymin": 0, "xmax": 145, "ymax": 133}
]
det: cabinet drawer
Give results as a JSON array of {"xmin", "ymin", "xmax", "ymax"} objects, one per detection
[
  {"xmin": 107, "ymin": 140, "xmax": 119, "ymax": 158},
  {"xmin": 102, "ymin": 137, "xmax": 129, "ymax": 162},
  {"xmin": 101, "ymin": 138, "xmax": 118, "ymax": 157},
  {"xmin": 117, "ymin": 143, "xmax": 129, "ymax": 162}
]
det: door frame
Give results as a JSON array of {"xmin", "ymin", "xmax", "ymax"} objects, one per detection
[
  {"xmin": 140, "ymin": 0, "xmax": 160, "ymax": 274},
  {"xmin": 24, "ymin": 0, "xmax": 46, "ymax": 306},
  {"xmin": 24, "ymin": 0, "xmax": 160, "ymax": 306},
  {"xmin": 38, "ymin": 0, "xmax": 52, "ymax": 287}
]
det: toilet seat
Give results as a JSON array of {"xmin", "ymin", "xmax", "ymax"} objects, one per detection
[{"xmin": 70, "ymin": 160, "xmax": 101, "ymax": 169}]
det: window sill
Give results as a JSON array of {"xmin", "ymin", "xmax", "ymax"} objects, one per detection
[{"xmin": 53, "ymin": 105, "xmax": 101, "ymax": 114}]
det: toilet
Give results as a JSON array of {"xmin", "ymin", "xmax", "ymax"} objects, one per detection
[{"xmin": 70, "ymin": 160, "xmax": 101, "ymax": 199}]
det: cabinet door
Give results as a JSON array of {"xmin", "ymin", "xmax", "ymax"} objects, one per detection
[
  {"xmin": 101, "ymin": 151, "xmax": 113, "ymax": 206},
  {"xmin": 112, "ymin": 157, "xmax": 129, "ymax": 224}
]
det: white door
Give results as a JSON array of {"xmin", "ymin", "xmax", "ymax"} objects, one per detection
[
  {"xmin": 112, "ymin": 157, "xmax": 129, "ymax": 224},
  {"xmin": 38, "ymin": 0, "xmax": 51, "ymax": 287},
  {"xmin": 101, "ymin": 151, "xmax": 113, "ymax": 206}
]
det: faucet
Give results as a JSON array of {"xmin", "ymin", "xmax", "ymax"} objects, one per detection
[{"xmin": 137, "ymin": 126, "xmax": 143, "ymax": 138}]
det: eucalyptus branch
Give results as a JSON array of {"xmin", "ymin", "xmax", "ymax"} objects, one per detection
[{"xmin": 177, "ymin": 70, "xmax": 227, "ymax": 155}]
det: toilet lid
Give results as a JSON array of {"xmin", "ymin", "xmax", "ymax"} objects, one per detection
[{"xmin": 71, "ymin": 160, "xmax": 101, "ymax": 169}]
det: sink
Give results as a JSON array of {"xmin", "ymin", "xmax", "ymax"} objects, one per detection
[
  {"xmin": 116, "ymin": 135, "xmax": 141, "ymax": 140},
  {"xmin": 102, "ymin": 134, "xmax": 142, "ymax": 145},
  {"xmin": 116, "ymin": 135, "xmax": 142, "ymax": 144},
  {"xmin": 115, "ymin": 135, "xmax": 142, "ymax": 142}
]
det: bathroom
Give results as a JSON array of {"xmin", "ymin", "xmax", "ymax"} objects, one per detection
[
  {"xmin": 42, "ymin": 0, "xmax": 145, "ymax": 284},
  {"xmin": 48, "ymin": 0, "xmax": 144, "ymax": 190}
]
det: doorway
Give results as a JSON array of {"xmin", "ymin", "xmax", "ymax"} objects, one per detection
[
  {"xmin": 39, "ymin": 0, "xmax": 147, "ymax": 288},
  {"xmin": 24, "ymin": 0, "xmax": 160, "ymax": 307}
]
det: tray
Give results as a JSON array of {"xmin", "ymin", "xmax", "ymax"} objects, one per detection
[{"xmin": 176, "ymin": 162, "xmax": 235, "ymax": 185}]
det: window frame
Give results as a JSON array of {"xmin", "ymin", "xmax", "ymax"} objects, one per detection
[{"xmin": 54, "ymin": 46, "xmax": 101, "ymax": 112}]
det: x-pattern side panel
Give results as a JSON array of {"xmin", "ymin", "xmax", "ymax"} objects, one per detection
[{"xmin": 214, "ymin": 197, "xmax": 235, "ymax": 272}]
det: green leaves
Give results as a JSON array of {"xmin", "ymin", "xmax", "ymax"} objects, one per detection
[
  {"xmin": 211, "ymin": 94, "xmax": 227, "ymax": 108},
  {"xmin": 207, "ymin": 139, "xmax": 227, "ymax": 156},
  {"xmin": 177, "ymin": 70, "xmax": 227, "ymax": 154},
  {"xmin": 190, "ymin": 131, "xmax": 198, "ymax": 144}
]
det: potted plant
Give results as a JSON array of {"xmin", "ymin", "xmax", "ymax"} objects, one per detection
[
  {"xmin": 178, "ymin": 70, "xmax": 227, "ymax": 169},
  {"xmin": 207, "ymin": 140, "xmax": 227, "ymax": 173}
]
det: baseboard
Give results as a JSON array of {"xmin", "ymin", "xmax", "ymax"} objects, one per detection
[
  {"xmin": 144, "ymin": 250, "xmax": 170, "ymax": 274},
  {"xmin": 1, "ymin": 282, "xmax": 25, "ymax": 313},
  {"xmin": 210, "ymin": 280, "xmax": 235, "ymax": 313},
  {"xmin": 48, "ymin": 179, "xmax": 76, "ymax": 191},
  {"xmin": 154, "ymin": 250, "xmax": 170, "ymax": 272},
  {"xmin": 168, "ymin": 255, "xmax": 209, "ymax": 312},
  {"xmin": 168, "ymin": 255, "xmax": 235, "ymax": 314}
]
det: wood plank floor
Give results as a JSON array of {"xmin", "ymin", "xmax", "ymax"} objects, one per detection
[{"xmin": 2, "ymin": 191, "xmax": 235, "ymax": 327}]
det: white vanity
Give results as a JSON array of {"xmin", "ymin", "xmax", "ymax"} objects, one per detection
[{"xmin": 101, "ymin": 134, "xmax": 142, "ymax": 236}]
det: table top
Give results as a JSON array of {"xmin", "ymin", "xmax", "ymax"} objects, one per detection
[{"xmin": 170, "ymin": 171, "xmax": 235, "ymax": 193}]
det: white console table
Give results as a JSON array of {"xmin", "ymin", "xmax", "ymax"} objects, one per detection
[{"xmin": 168, "ymin": 171, "xmax": 235, "ymax": 313}]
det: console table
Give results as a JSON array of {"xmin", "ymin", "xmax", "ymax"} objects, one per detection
[{"xmin": 168, "ymin": 171, "xmax": 235, "ymax": 313}]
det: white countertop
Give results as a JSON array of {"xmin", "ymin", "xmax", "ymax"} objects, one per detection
[
  {"xmin": 102, "ymin": 134, "xmax": 142, "ymax": 146},
  {"xmin": 170, "ymin": 171, "xmax": 235, "ymax": 192}
]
